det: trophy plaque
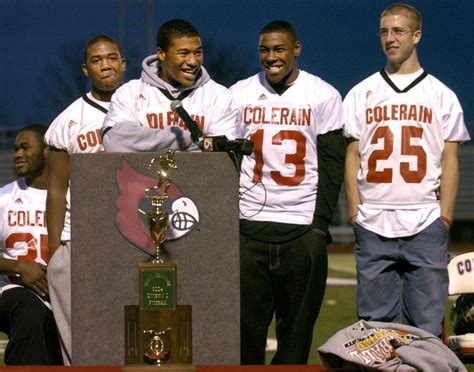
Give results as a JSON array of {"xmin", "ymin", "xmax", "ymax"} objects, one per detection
[{"xmin": 124, "ymin": 151, "xmax": 193, "ymax": 370}]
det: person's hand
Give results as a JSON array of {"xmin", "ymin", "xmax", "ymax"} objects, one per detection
[{"xmin": 15, "ymin": 261, "xmax": 48, "ymax": 297}]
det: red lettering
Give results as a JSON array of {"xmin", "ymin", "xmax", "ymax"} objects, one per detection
[
  {"xmin": 280, "ymin": 108, "xmax": 289, "ymax": 124},
  {"xmin": 366, "ymin": 108, "xmax": 373, "ymax": 124},
  {"xmin": 399, "ymin": 104, "xmax": 408, "ymax": 120},
  {"xmin": 301, "ymin": 108, "xmax": 311, "ymax": 126},
  {"xmin": 391, "ymin": 105, "xmax": 399, "ymax": 121},
  {"xmin": 76, "ymin": 130, "xmax": 102, "ymax": 150},
  {"xmin": 7, "ymin": 210, "xmax": 46, "ymax": 227},
  {"xmin": 147, "ymin": 113, "xmax": 158, "ymax": 128},
  {"xmin": 243, "ymin": 107, "xmax": 252, "ymax": 125},
  {"xmin": 422, "ymin": 106, "xmax": 433, "ymax": 124},
  {"xmin": 193, "ymin": 115, "xmax": 204, "ymax": 130},
  {"xmin": 77, "ymin": 134, "xmax": 87, "ymax": 151}
]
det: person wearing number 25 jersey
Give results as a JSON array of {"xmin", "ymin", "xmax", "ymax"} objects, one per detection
[
  {"xmin": 344, "ymin": 3, "xmax": 470, "ymax": 338},
  {"xmin": 230, "ymin": 20, "xmax": 345, "ymax": 364},
  {"xmin": 0, "ymin": 125, "xmax": 62, "ymax": 365}
]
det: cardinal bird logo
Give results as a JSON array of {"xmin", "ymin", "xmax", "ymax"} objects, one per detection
[{"xmin": 115, "ymin": 159, "xmax": 199, "ymax": 256}]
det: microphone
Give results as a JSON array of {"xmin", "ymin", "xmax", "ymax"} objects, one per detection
[
  {"xmin": 170, "ymin": 99, "xmax": 254, "ymax": 155},
  {"xmin": 170, "ymin": 100, "xmax": 203, "ymax": 144},
  {"xmin": 203, "ymin": 137, "xmax": 254, "ymax": 155}
]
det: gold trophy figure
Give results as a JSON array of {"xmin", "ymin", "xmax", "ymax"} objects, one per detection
[
  {"xmin": 144, "ymin": 149, "xmax": 177, "ymax": 263},
  {"xmin": 145, "ymin": 194, "xmax": 169, "ymax": 264}
]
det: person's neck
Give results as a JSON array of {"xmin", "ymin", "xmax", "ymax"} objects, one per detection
[
  {"xmin": 25, "ymin": 172, "xmax": 48, "ymax": 190},
  {"xmin": 386, "ymin": 55, "xmax": 421, "ymax": 75},
  {"xmin": 267, "ymin": 68, "xmax": 299, "ymax": 95},
  {"xmin": 90, "ymin": 88, "xmax": 114, "ymax": 102}
]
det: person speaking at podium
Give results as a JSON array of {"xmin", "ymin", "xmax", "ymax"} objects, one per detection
[{"xmin": 102, "ymin": 19, "xmax": 240, "ymax": 153}]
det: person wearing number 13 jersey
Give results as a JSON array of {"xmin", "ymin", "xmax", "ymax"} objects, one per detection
[
  {"xmin": 230, "ymin": 20, "xmax": 345, "ymax": 364},
  {"xmin": 344, "ymin": 3, "xmax": 470, "ymax": 337},
  {"xmin": 0, "ymin": 125, "xmax": 62, "ymax": 365}
]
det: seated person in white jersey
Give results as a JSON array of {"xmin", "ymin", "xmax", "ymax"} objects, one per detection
[
  {"xmin": 101, "ymin": 18, "xmax": 240, "ymax": 152},
  {"xmin": 344, "ymin": 3, "xmax": 471, "ymax": 337},
  {"xmin": 230, "ymin": 20, "xmax": 345, "ymax": 364},
  {"xmin": 0, "ymin": 124, "xmax": 62, "ymax": 365}
]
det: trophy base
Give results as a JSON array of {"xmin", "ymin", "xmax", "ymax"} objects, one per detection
[
  {"xmin": 122, "ymin": 364, "xmax": 195, "ymax": 372},
  {"xmin": 124, "ymin": 304, "xmax": 192, "ymax": 365}
]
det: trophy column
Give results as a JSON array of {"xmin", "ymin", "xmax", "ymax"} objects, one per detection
[{"xmin": 124, "ymin": 151, "xmax": 193, "ymax": 370}]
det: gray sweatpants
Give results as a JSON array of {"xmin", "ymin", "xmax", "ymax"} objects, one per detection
[{"xmin": 47, "ymin": 241, "xmax": 71, "ymax": 365}]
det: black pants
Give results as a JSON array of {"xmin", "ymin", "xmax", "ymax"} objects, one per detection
[
  {"xmin": 240, "ymin": 229, "xmax": 328, "ymax": 364},
  {"xmin": 0, "ymin": 287, "xmax": 63, "ymax": 365}
]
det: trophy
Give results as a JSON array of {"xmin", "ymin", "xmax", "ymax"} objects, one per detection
[{"xmin": 124, "ymin": 150, "xmax": 193, "ymax": 369}]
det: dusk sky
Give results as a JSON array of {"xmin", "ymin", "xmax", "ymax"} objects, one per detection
[{"xmin": 1, "ymin": 0, "xmax": 473, "ymax": 138}]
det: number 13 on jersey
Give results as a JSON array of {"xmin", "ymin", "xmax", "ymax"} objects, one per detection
[{"xmin": 250, "ymin": 129, "xmax": 307, "ymax": 186}]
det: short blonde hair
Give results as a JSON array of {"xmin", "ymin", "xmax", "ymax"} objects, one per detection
[{"xmin": 381, "ymin": 3, "xmax": 422, "ymax": 31}]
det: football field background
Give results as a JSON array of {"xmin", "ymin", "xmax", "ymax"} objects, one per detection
[
  {"xmin": 265, "ymin": 251, "xmax": 474, "ymax": 371},
  {"xmin": 0, "ymin": 251, "xmax": 472, "ymax": 370}
]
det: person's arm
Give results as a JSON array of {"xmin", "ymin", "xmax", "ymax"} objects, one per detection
[
  {"xmin": 102, "ymin": 121, "xmax": 197, "ymax": 152},
  {"xmin": 345, "ymin": 138, "xmax": 361, "ymax": 225},
  {"xmin": 313, "ymin": 129, "xmax": 346, "ymax": 234},
  {"xmin": 439, "ymin": 141, "xmax": 460, "ymax": 228},
  {"xmin": 0, "ymin": 257, "xmax": 48, "ymax": 296},
  {"xmin": 46, "ymin": 147, "xmax": 69, "ymax": 258}
]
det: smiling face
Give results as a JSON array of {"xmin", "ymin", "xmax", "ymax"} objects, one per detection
[
  {"xmin": 258, "ymin": 31, "xmax": 301, "ymax": 85},
  {"xmin": 157, "ymin": 36, "xmax": 203, "ymax": 87},
  {"xmin": 380, "ymin": 14, "xmax": 421, "ymax": 73},
  {"xmin": 82, "ymin": 40, "xmax": 126, "ymax": 99},
  {"xmin": 14, "ymin": 130, "xmax": 47, "ymax": 182}
]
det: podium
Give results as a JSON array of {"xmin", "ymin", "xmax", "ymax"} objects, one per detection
[{"xmin": 70, "ymin": 152, "xmax": 240, "ymax": 365}]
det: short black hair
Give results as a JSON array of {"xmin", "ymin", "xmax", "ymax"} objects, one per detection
[
  {"xmin": 83, "ymin": 34, "xmax": 122, "ymax": 63},
  {"xmin": 259, "ymin": 20, "xmax": 298, "ymax": 44},
  {"xmin": 156, "ymin": 19, "xmax": 200, "ymax": 50},
  {"xmin": 18, "ymin": 124, "xmax": 48, "ymax": 146}
]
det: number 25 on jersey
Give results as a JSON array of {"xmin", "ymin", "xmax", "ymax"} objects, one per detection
[{"xmin": 367, "ymin": 125, "xmax": 426, "ymax": 184}]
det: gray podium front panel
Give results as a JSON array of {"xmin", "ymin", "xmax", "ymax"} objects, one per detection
[{"xmin": 70, "ymin": 152, "xmax": 240, "ymax": 365}]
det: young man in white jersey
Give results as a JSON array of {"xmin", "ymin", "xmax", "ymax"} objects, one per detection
[
  {"xmin": 101, "ymin": 19, "xmax": 239, "ymax": 152},
  {"xmin": 45, "ymin": 35, "xmax": 126, "ymax": 364},
  {"xmin": 230, "ymin": 20, "xmax": 345, "ymax": 364},
  {"xmin": 344, "ymin": 3, "xmax": 470, "ymax": 337},
  {"xmin": 0, "ymin": 124, "xmax": 63, "ymax": 365}
]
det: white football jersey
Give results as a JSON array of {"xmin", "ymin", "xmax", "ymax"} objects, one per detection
[
  {"xmin": 344, "ymin": 69, "xmax": 470, "ymax": 236},
  {"xmin": 0, "ymin": 179, "xmax": 48, "ymax": 287},
  {"xmin": 45, "ymin": 92, "xmax": 108, "ymax": 154},
  {"xmin": 45, "ymin": 92, "xmax": 108, "ymax": 241},
  {"xmin": 231, "ymin": 70, "xmax": 343, "ymax": 225},
  {"xmin": 103, "ymin": 78, "xmax": 240, "ymax": 146}
]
